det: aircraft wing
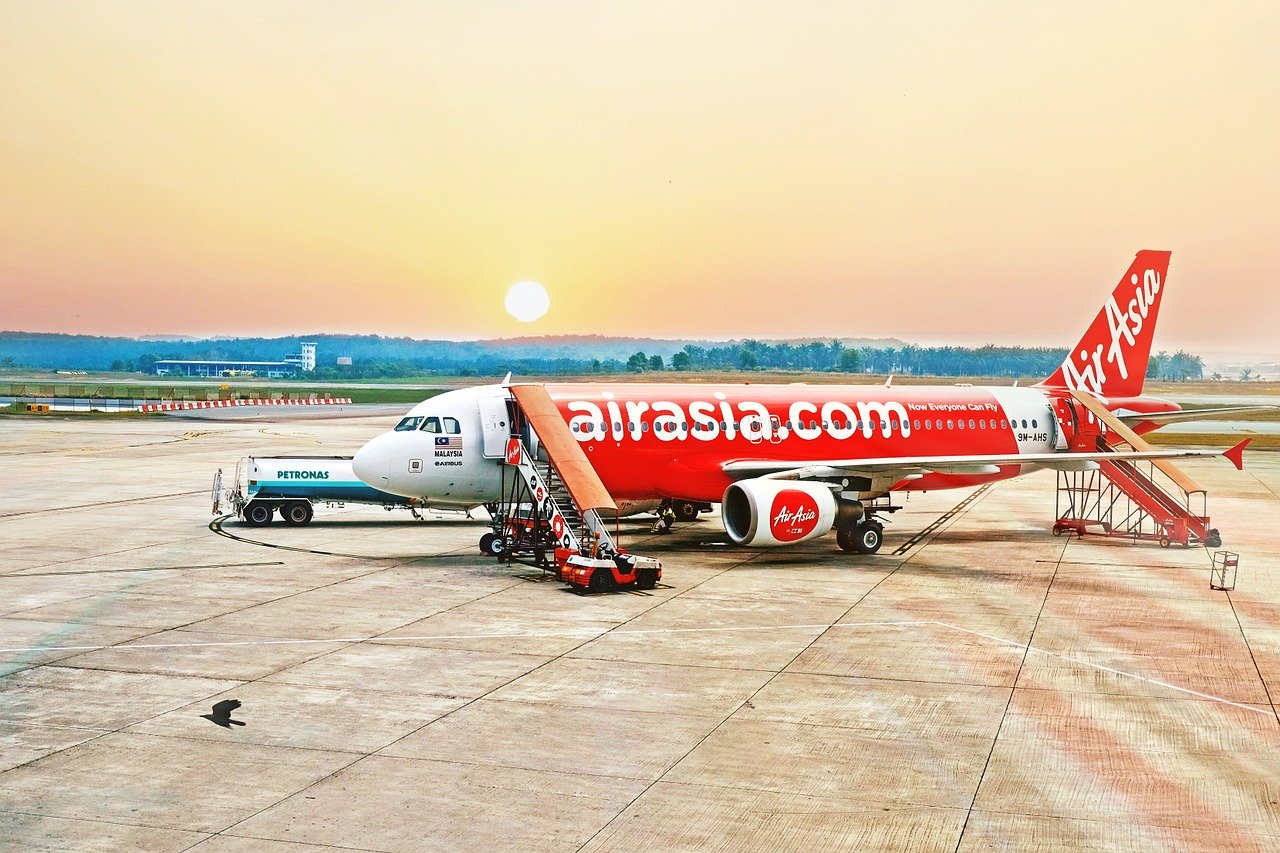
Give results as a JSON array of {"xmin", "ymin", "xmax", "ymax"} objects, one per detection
[
  {"xmin": 721, "ymin": 444, "xmax": 1247, "ymax": 483},
  {"xmin": 1118, "ymin": 405, "xmax": 1280, "ymax": 428}
]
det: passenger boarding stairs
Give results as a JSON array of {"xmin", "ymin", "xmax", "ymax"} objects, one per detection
[
  {"xmin": 1052, "ymin": 390, "xmax": 1219, "ymax": 548},
  {"xmin": 489, "ymin": 384, "xmax": 620, "ymax": 566}
]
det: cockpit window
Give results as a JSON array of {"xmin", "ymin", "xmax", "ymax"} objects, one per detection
[
  {"xmin": 421, "ymin": 417, "xmax": 442, "ymax": 433},
  {"xmin": 444, "ymin": 417, "xmax": 461, "ymax": 435},
  {"xmin": 394, "ymin": 416, "xmax": 423, "ymax": 432}
]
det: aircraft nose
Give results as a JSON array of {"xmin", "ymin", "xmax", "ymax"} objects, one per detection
[{"xmin": 352, "ymin": 433, "xmax": 393, "ymax": 487}]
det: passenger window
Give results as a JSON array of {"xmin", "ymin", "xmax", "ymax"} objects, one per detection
[
  {"xmin": 978, "ymin": 419, "xmax": 985, "ymax": 429},
  {"xmin": 958, "ymin": 420, "xmax": 965, "ymax": 430},
  {"xmin": 913, "ymin": 419, "xmax": 920, "ymax": 430},
  {"xmin": 1001, "ymin": 419, "xmax": 1008, "ymax": 429},
  {"xmin": 444, "ymin": 417, "xmax": 461, "ymax": 435},
  {"xmin": 421, "ymin": 417, "xmax": 441, "ymax": 433},
  {"xmin": 924, "ymin": 420, "xmax": 931, "ymax": 430},
  {"xmin": 947, "ymin": 419, "xmax": 954, "ymax": 429},
  {"xmin": 642, "ymin": 422, "xmax": 650, "ymax": 432},
  {"xmin": 394, "ymin": 416, "xmax": 423, "ymax": 432},
  {"xmin": 1021, "ymin": 419, "xmax": 1028, "ymax": 429},
  {"xmin": 1032, "ymin": 419, "xmax": 1038, "ymax": 429}
]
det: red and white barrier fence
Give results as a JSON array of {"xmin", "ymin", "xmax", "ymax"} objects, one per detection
[{"xmin": 138, "ymin": 397, "xmax": 353, "ymax": 412}]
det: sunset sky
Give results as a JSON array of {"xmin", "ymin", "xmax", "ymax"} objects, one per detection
[{"xmin": 2, "ymin": 1, "xmax": 1276, "ymax": 352}]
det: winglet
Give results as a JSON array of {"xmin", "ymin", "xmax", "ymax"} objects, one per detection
[
  {"xmin": 1224, "ymin": 438, "xmax": 1251, "ymax": 471},
  {"xmin": 501, "ymin": 371, "xmax": 513, "ymax": 387},
  {"xmin": 884, "ymin": 374, "xmax": 893, "ymax": 388}
]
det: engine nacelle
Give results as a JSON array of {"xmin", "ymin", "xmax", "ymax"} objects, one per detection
[{"xmin": 722, "ymin": 479, "xmax": 837, "ymax": 547}]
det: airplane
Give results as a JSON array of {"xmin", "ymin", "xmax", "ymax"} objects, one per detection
[{"xmin": 352, "ymin": 251, "xmax": 1265, "ymax": 555}]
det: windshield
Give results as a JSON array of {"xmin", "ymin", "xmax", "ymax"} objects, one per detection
[{"xmin": 394, "ymin": 416, "xmax": 424, "ymax": 432}]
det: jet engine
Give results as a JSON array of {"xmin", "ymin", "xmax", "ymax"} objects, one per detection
[{"xmin": 722, "ymin": 479, "xmax": 837, "ymax": 547}]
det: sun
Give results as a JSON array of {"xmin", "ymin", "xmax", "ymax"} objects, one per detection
[{"xmin": 504, "ymin": 281, "xmax": 550, "ymax": 323}]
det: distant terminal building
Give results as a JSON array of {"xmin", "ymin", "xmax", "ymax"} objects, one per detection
[
  {"xmin": 336, "ymin": 356, "xmax": 353, "ymax": 366},
  {"xmin": 154, "ymin": 342, "xmax": 318, "ymax": 378}
]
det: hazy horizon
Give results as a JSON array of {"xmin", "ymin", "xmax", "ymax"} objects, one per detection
[{"xmin": 3, "ymin": 2, "xmax": 1276, "ymax": 350}]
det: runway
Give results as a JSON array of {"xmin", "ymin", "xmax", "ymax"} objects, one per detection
[{"xmin": 2, "ymin": 411, "xmax": 1279, "ymax": 850}]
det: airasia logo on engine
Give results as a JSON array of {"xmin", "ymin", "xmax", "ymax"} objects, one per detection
[{"xmin": 769, "ymin": 490, "xmax": 820, "ymax": 542}]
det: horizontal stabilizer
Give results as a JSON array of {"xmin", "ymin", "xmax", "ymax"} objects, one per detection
[
  {"xmin": 1224, "ymin": 438, "xmax": 1251, "ymax": 471},
  {"xmin": 1119, "ymin": 405, "xmax": 1280, "ymax": 428}
]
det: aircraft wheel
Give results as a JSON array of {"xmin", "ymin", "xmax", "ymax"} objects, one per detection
[
  {"xmin": 588, "ymin": 567, "xmax": 614, "ymax": 594},
  {"xmin": 243, "ymin": 501, "xmax": 273, "ymax": 526},
  {"xmin": 836, "ymin": 527, "xmax": 857, "ymax": 553},
  {"xmin": 673, "ymin": 501, "xmax": 699, "ymax": 522},
  {"xmin": 853, "ymin": 522, "xmax": 883, "ymax": 555},
  {"xmin": 483, "ymin": 534, "xmax": 508, "ymax": 557},
  {"xmin": 280, "ymin": 501, "xmax": 313, "ymax": 525}
]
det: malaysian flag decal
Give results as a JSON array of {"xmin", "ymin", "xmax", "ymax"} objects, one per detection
[{"xmin": 434, "ymin": 435, "xmax": 464, "ymax": 454}]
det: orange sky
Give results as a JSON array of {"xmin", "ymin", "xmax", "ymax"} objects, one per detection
[{"xmin": 2, "ymin": 1, "xmax": 1277, "ymax": 352}]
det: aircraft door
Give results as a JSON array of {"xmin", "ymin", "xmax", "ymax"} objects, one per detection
[
  {"xmin": 1069, "ymin": 399, "xmax": 1103, "ymax": 450},
  {"xmin": 477, "ymin": 395, "xmax": 513, "ymax": 459},
  {"xmin": 1049, "ymin": 397, "xmax": 1074, "ymax": 451}
]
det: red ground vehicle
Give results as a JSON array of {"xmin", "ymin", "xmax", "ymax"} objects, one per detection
[{"xmin": 558, "ymin": 551, "xmax": 662, "ymax": 594}]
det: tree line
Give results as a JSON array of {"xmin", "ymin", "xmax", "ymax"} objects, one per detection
[{"xmin": 1, "ymin": 331, "xmax": 1209, "ymax": 381}]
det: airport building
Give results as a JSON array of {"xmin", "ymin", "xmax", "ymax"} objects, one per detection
[{"xmin": 153, "ymin": 342, "xmax": 317, "ymax": 378}]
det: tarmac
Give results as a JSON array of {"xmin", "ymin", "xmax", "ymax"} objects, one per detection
[{"xmin": 1, "ymin": 411, "xmax": 1279, "ymax": 851}]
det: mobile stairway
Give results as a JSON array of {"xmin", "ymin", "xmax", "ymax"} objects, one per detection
[
  {"xmin": 483, "ymin": 384, "xmax": 661, "ymax": 593},
  {"xmin": 1051, "ymin": 390, "xmax": 1222, "ymax": 548}
]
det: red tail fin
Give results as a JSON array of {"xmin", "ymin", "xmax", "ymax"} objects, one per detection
[{"xmin": 1043, "ymin": 250, "xmax": 1172, "ymax": 398}]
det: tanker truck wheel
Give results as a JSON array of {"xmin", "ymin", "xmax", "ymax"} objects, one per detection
[
  {"xmin": 243, "ymin": 501, "xmax": 274, "ymax": 526},
  {"xmin": 280, "ymin": 501, "xmax": 314, "ymax": 526}
]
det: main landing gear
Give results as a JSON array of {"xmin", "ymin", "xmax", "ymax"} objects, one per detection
[
  {"xmin": 833, "ymin": 498, "xmax": 899, "ymax": 555},
  {"xmin": 836, "ymin": 521, "xmax": 884, "ymax": 555}
]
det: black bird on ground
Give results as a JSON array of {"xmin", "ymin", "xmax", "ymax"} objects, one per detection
[{"xmin": 201, "ymin": 699, "xmax": 246, "ymax": 728}]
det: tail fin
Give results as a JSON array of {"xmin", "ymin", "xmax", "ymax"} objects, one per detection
[{"xmin": 1042, "ymin": 250, "xmax": 1171, "ymax": 398}]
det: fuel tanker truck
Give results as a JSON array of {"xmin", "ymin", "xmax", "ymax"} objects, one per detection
[{"xmin": 213, "ymin": 456, "xmax": 454, "ymax": 526}]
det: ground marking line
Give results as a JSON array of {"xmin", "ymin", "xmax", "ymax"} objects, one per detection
[
  {"xmin": 3, "ymin": 619, "xmax": 1269, "ymax": 718},
  {"xmin": 0, "ymin": 719, "xmax": 115, "ymax": 734},
  {"xmin": 0, "ymin": 621, "xmax": 923, "ymax": 653},
  {"xmin": 933, "ymin": 620, "xmax": 1276, "ymax": 718},
  {"xmin": 1, "ymin": 561, "xmax": 286, "ymax": 578}
]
